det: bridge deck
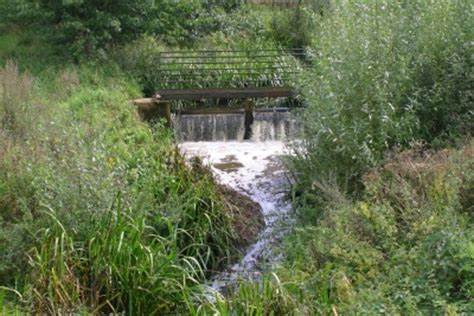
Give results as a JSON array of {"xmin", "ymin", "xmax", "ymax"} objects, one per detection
[{"xmin": 155, "ymin": 87, "xmax": 293, "ymax": 100}]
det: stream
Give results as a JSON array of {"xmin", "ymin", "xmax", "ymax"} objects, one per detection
[{"xmin": 177, "ymin": 109, "xmax": 298, "ymax": 291}]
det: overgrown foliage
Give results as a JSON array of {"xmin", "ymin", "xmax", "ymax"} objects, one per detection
[
  {"xmin": 0, "ymin": 0, "xmax": 473, "ymax": 314},
  {"xmin": 0, "ymin": 62, "xmax": 244, "ymax": 313},
  {"xmin": 2, "ymin": 0, "xmax": 246, "ymax": 58},
  {"xmin": 294, "ymin": 0, "xmax": 473, "ymax": 194},
  {"xmin": 204, "ymin": 1, "xmax": 474, "ymax": 314},
  {"xmin": 208, "ymin": 142, "xmax": 474, "ymax": 314}
]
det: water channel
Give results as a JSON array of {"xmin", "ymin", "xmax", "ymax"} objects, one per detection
[{"xmin": 176, "ymin": 108, "xmax": 299, "ymax": 291}]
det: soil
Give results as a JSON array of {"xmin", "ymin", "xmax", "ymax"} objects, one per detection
[
  {"xmin": 217, "ymin": 184, "xmax": 265, "ymax": 250},
  {"xmin": 189, "ymin": 155, "xmax": 265, "ymax": 251}
]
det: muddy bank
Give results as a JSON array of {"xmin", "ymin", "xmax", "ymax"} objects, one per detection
[{"xmin": 217, "ymin": 184, "xmax": 265, "ymax": 250}]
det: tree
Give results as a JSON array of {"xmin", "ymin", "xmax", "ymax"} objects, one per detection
[{"xmin": 21, "ymin": 0, "xmax": 238, "ymax": 57}]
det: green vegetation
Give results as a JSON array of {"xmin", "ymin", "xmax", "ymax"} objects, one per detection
[
  {"xmin": 204, "ymin": 1, "xmax": 474, "ymax": 314},
  {"xmin": 0, "ymin": 61, "xmax": 252, "ymax": 313},
  {"xmin": 1, "ymin": 0, "xmax": 473, "ymax": 314},
  {"xmin": 211, "ymin": 142, "xmax": 474, "ymax": 314},
  {"xmin": 1, "ymin": 0, "xmax": 242, "ymax": 57},
  {"xmin": 294, "ymin": 0, "xmax": 473, "ymax": 193}
]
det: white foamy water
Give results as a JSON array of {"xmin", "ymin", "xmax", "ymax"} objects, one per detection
[
  {"xmin": 179, "ymin": 140, "xmax": 294, "ymax": 292},
  {"xmin": 174, "ymin": 110, "xmax": 300, "ymax": 142}
]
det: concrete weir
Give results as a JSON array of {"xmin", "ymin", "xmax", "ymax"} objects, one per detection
[
  {"xmin": 173, "ymin": 107, "xmax": 299, "ymax": 142},
  {"xmin": 132, "ymin": 98, "xmax": 300, "ymax": 142},
  {"xmin": 132, "ymin": 98, "xmax": 172, "ymax": 127}
]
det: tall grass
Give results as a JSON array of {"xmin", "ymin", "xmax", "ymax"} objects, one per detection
[
  {"xmin": 199, "ymin": 273, "xmax": 302, "ymax": 315},
  {"xmin": 0, "ymin": 62, "xmax": 241, "ymax": 313}
]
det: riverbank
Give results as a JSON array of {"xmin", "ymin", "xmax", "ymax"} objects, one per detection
[
  {"xmin": 0, "ymin": 62, "xmax": 264, "ymax": 314},
  {"xmin": 201, "ymin": 140, "xmax": 474, "ymax": 314}
]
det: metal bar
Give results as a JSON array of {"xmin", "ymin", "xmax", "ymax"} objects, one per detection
[
  {"xmin": 158, "ymin": 53, "xmax": 306, "ymax": 59},
  {"xmin": 160, "ymin": 77, "xmax": 292, "ymax": 85},
  {"xmin": 157, "ymin": 60, "xmax": 293, "ymax": 66},
  {"xmin": 176, "ymin": 107, "xmax": 246, "ymax": 115},
  {"xmin": 150, "ymin": 50, "xmax": 303, "ymax": 99},
  {"xmin": 159, "ymin": 49, "xmax": 304, "ymax": 54},
  {"xmin": 157, "ymin": 66, "xmax": 297, "ymax": 72},
  {"xmin": 158, "ymin": 71, "xmax": 301, "ymax": 77},
  {"xmin": 157, "ymin": 78, "xmax": 295, "ymax": 84}
]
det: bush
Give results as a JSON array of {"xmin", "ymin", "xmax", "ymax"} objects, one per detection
[
  {"xmin": 210, "ymin": 142, "xmax": 474, "ymax": 314},
  {"xmin": 2, "ymin": 0, "xmax": 245, "ymax": 58},
  {"xmin": 408, "ymin": 1, "xmax": 474, "ymax": 142},
  {"xmin": 269, "ymin": 5, "xmax": 320, "ymax": 49},
  {"xmin": 293, "ymin": 0, "xmax": 473, "ymax": 194},
  {"xmin": 114, "ymin": 36, "xmax": 168, "ymax": 96},
  {"xmin": 213, "ymin": 1, "xmax": 473, "ymax": 313}
]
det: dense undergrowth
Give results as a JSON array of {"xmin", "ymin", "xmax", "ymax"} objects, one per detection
[
  {"xmin": 0, "ymin": 0, "xmax": 473, "ymax": 314},
  {"xmin": 294, "ymin": 0, "xmax": 473, "ymax": 194},
  {"xmin": 0, "ymin": 61, "xmax": 256, "ymax": 313},
  {"xmin": 202, "ymin": 0, "xmax": 474, "ymax": 314},
  {"xmin": 209, "ymin": 142, "xmax": 474, "ymax": 314}
]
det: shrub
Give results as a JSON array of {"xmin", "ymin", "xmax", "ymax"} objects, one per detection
[
  {"xmin": 269, "ymin": 5, "xmax": 320, "ymax": 49},
  {"xmin": 408, "ymin": 1, "xmax": 474, "ymax": 142},
  {"xmin": 4, "ymin": 0, "xmax": 246, "ymax": 58},
  {"xmin": 293, "ymin": 0, "xmax": 473, "ymax": 195},
  {"xmin": 114, "ymin": 36, "xmax": 168, "ymax": 96},
  {"xmin": 211, "ymin": 142, "xmax": 474, "ymax": 314}
]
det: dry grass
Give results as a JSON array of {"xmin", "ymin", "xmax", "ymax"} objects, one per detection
[{"xmin": 0, "ymin": 60, "xmax": 34, "ymax": 139}]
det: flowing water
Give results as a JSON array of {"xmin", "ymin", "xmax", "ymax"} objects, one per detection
[
  {"xmin": 174, "ymin": 109, "xmax": 299, "ymax": 142},
  {"xmin": 177, "ymin": 109, "xmax": 298, "ymax": 291}
]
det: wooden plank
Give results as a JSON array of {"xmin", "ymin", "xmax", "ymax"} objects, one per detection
[
  {"xmin": 155, "ymin": 87, "xmax": 293, "ymax": 100},
  {"xmin": 178, "ymin": 107, "xmax": 245, "ymax": 115}
]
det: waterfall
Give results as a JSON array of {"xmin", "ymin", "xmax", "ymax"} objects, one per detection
[
  {"xmin": 174, "ymin": 113, "xmax": 245, "ymax": 142},
  {"xmin": 173, "ymin": 109, "xmax": 299, "ymax": 142},
  {"xmin": 251, "ymin": 110, "xmax": 299, "ymax": 142}
]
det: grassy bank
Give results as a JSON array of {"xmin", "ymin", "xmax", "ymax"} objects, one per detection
[
  {"xmin": 0, "ymin": 60, "xmax": 267, "ymax": 313},
  {"xmin": 0, "ymin": 3, "xmax": 296, "ymax": 313}
]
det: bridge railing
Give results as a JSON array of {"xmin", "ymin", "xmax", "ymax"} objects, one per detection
[
  {"xmin": 246, "ymin": 0, "xmax": 301, "ymax": 7},
  {"xmin": 155, "ymin": 49, "xmax": 305, "ymax": 91}
]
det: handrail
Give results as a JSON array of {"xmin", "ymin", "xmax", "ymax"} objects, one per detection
[{"xmin": 154, "ymin": 49, "xmax": 304, "ymax": 94}]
